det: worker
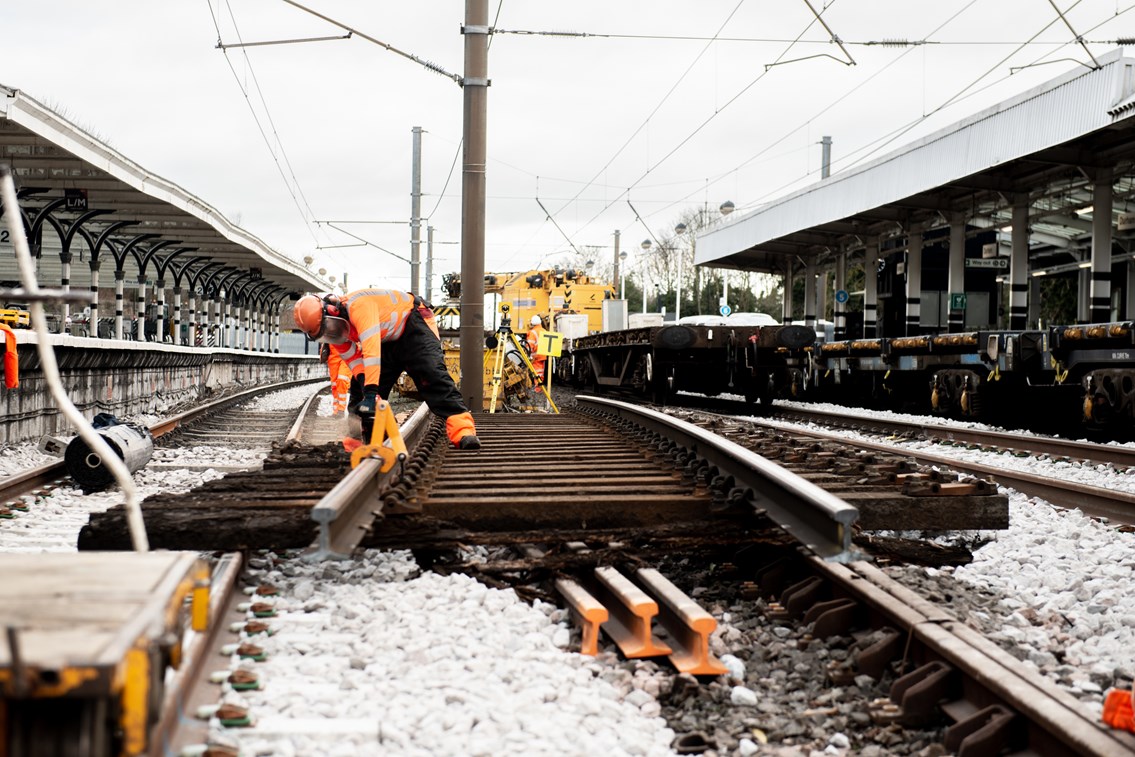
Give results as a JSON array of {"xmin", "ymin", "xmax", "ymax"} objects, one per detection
[
  {"xmin": 320, "ymin": 343, "xmax": 352, "ymax": 414},
  {"xmin": 525, "ymin": 314, "xmax": 547, "ymax": 391},
  {"xmin": 0, "ymin": 321, "xmax": 17, "ymax": 389},
  {"xmin": 294, "ymin": 290, "xmax": 480, "ymax": 450}
]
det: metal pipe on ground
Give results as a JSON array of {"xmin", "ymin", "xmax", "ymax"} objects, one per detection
[{"xmin": 64, "ymin": 422, "xmax": 153, "ymax": 492}]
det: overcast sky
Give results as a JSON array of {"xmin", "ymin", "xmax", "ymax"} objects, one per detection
[{"xmin": 3, "ymin": 1, "xmax": 1134, "ymax": 296}]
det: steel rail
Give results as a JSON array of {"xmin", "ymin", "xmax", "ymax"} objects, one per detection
[
  {"xmin": 771, "ymin": 405, "xmax": 1135, "ymax": 468},
  {"xmin": 748, "ymin": 415, "xmax": 1135, "ymax": 526},
  {"xmin": 579, "ymin": 396, "xmax": 861, "ymax": 562},
  {"xmin": 151, "ymin": 552, "xmax": 243, "ymax": 757},
  {"xmin": 0, "ymin": 378, "xmax": 322, "ymax": 505},
  {"xmin": 307, "ymin": 402, "xmax": 432, "ymax": 560},
  {"xmin": 811, "ymin": 556, "xmax": 1135, "ymax": 756}
]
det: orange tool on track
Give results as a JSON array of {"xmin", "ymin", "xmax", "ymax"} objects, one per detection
[{"xmin": 349, "ymin": 399, "xmax": 408, "ymax": 472}]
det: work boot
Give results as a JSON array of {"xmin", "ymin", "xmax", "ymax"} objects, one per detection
[{"xmin": 457, "ymin": 435, "xmax": 482, "ymax": 451}]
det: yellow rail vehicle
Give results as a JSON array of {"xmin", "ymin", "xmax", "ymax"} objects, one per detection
[
  {"xmin": 399, "ymin": 268, "xmax": 614, "ymax": 411},
  {"xmin": 440, "ymin": 268, "xmax": 615, "ymax": 335}
]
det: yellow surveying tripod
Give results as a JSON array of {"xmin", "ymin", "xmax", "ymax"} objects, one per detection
[{"xmin": 487, "ymin": 304, "xmax": 559, "ymax": 414}]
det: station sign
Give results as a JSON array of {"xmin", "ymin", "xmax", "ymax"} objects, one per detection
[
  {"xmin": 965, "ymin": 257, "xmax": 1008, "ymax": 269},
  {"xmin": 835, "ymin": 289, "xmax": 849, "ymax": 304},
  {"xmin": 64, "ymin": 188, "xmax": 88, "ymax": 211}
]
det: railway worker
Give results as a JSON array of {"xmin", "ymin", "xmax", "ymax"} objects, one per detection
[
  {"xmin": 0, "ymin": 321, "xmax": 17, "ymax": 389},
  {"xmin": 294, "ymin": 290, "xmax": 481, "ymax": 450},
  {"xmin": 525, "ymin": 314, "xmax": 547, "ymax": 391},
  {"xmin": 320, "ymin": 343, "xmax": 352, "ymax": 414}
]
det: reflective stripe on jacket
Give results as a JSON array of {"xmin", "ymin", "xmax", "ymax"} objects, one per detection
[{"xmin": 332, "ymin": 289, "xmax": 418, "ymax": 387}]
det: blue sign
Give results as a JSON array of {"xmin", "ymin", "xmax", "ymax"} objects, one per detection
[
  {"xmin": 835, "ymin": 289, "xmax": 849, "ymax": 304},
  {"xmin": 719, "ymin": 305, "xmax": 732, "ymax": 317}
]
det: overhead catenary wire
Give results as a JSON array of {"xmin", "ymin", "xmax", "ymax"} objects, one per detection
[
  {"xmin": 276, "ymin": 0, "xmax": 462, "ymax": 84},
  {"xmin": 208, "ymin": 0, "xmax": 324, "ymax": 251},
  {"xmin": 319, "ymin": 223, "xmax": 412, "ymax": 263},
  {"xmin": 742, "ymin": 1, "xmax": 1135, "ymax": 212},
  {"xmin": 536, "ymin": 196, "xmax": 581, "ymax": 255},
  {"xmin": 566, "ymin": 1, "xmax": 831, "ymax": 241},
  {"xmin": 547, "ymin": 0, "xmax": 748, "ymax": 222}
]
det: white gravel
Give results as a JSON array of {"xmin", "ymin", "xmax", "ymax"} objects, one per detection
[
  {"xmin": 739, "ymin": 400, "xmax": 1135, "ymax": 718},
  {"xmin": 208, "ymin": 550, "xmax": 677, "ymax": 757}
]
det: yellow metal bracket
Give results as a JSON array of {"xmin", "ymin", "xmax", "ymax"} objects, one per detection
[
  {"xmin": 350, "ymin": 400, "xmax": 408, "ymax": 471},
  {"xmin": 1053, "ymin": 359, "xmax": 1069, "ymax": 384}
]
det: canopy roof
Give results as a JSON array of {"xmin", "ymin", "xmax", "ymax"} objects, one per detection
[
  {"xmin": 697, "ymin": 49, "xmax": 1135, "ymax": 272},
  {"xmin": 0, "ymin": 84, "xmax": 324, "ymax": 298}
]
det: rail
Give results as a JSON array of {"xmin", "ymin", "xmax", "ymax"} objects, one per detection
[
  {"xmin": 578, "ymin": 396, "xmax": 861, "ymax": 562},
  {"xmin": 752, "ymin": 415, "xmax": 1135, "ymax": 526},
  {"xmin": 307, "ymin": 402, "xmax": 432, "ymax": 560},
  {"xmin": 810, "ymin": 556, "xmax": 1135, "ymax": 756},
  {"xmin": 772, "ymin": 405, "xmax": 1135, "ymax": 468},
  {"xmin": 0, "ymin": 378, "xmax": 324, "ymax": 504}
]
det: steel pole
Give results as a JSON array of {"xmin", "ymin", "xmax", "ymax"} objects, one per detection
[
  {"xmin": 410, "ymin": 126, "xmax": 422, "ymax": 293},
  {"xmin": 459, "ymin": 0, "xmax": 489, "ymax": 410}
]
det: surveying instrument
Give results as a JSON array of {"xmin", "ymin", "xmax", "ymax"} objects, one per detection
[{"xmin": 486, "ymin": 303, "xmax": 559, "ymax": 414}]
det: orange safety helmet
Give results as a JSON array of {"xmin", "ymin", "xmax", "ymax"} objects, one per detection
[{"xmin": 293, "ymin": 293, "xmax": 351, "ymax": 344}]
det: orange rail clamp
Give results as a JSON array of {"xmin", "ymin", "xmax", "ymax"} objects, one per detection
[
  {"xmin": 635, "ymin": 568, "xmax": 729, "ymax": 676},
  {"xmin": 350, "ymin": 400, "xmax": 408, "ymax": 472},
  {"xmin": 591, "ymin": 566, "xmax": 673, "ymax": 659},
  {"xmin": 554, "ymin": 578, "xmax": 608, "ymax": 656}
]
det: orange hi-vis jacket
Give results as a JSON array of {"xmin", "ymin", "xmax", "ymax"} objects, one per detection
[
  {"xmin": 332, "ymin": 289, "xmax": 438, "ymax": 387},
  {"xmin": 526, "ymin": 324, "xmax": 547, "ymax": 373},
  {"xmin": 0, "ymin": 323, "xmax": 17, "ymax": 390},
  {"xmin": 326, "ymin": 348, "xmax": 352, "ymax": 410}
]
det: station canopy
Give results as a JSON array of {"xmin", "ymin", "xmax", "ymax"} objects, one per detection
[
  {"xmin": 697, "ymin": 48, "xmax": 1135, "ymax": 276},
  {"xmin": 0, "ymin": 84, "xmax": 324, "ymax": 296}
]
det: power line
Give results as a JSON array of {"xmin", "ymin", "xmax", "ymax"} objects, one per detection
[
  {"xmin": 548, "ymin": 0, "xmax": 747, "ymax": 221},
  {"xmin": 207, "ymin": 0, "xmax": 323, "ymax": 251},
  {"xmin": 567, "ymin": 0, "xmax": 832, "ymax": 241},
  {"xmin": 277, "ymin": 0, "xmax": 462, "ymax": 83}
]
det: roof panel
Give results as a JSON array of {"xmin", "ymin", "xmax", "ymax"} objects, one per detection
[
  {"xmin": 698, "ymin": 49, "xmax": 1135, "ymax": 269},
  {"xmin": 0, "ymin": 85, "xmax": 326, "ymax": 298}
]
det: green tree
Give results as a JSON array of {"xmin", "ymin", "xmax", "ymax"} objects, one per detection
[{"xmin": 1039, "ymin": 275, "xmax": 1077, "ymax": 325}]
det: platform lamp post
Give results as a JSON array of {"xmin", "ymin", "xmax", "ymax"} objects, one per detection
[
  {"xmin": 619, "ymin": 251, "xmax": 628, "ymax": 299},
  {"xmin": 640, "ymin": 239, "xmax": 652, "ymax": 313},
  {"xmin": 674, "ymin": 222, "xmax": 688, "ymax": 321},
  {"xmin": 718, "ymin": 201, "xmax": 735, "ymax": 311}
]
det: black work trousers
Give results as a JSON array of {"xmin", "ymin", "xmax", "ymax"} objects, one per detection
[{"xmin": 374, "ymin": 308, "xmax": 468, "ymax": 418}]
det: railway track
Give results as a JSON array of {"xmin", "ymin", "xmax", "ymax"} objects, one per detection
[
  {"xmin": 768, "ymin": 404, "xmax": 1135, "ymax": 469},
  {"xmin": 753, "ymin": 405, "xmax": 1135, "ymax": 527},
  {"xmin": 0, "ymin": 379, "xmax": 324, "ymax": 514},
  {"xmin": 7, "ymin": 388, "xmax": 1135, "ymax": 755}
]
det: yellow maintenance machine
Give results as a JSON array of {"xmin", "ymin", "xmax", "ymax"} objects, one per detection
[
  {"xmin": 0, "ymin": 305, "xmax": 30, "ymax": 329},
  {"xmin": 397, "ymin": 268, "xmax": 614, "ymax": 411}
]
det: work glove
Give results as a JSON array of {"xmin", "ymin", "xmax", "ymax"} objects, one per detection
[{"xmin": 355, "ymin": 385, "xmax": 381, "ymax": 418}]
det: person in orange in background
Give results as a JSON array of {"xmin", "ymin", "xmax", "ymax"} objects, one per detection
[
  {"xmin": 294, "ymin": 289, "xmax": 480, "ymax": 450},
  {"xmin": 0, "ymin": 322, "xmax": 18, "ymax": 390},
  {"xmin": 320, "ymin": 343, "xmax": 352, "ymax": 414},
  {"xmin": 525, "ymin": 314, "xmax": 547, "ymax": 392}
]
